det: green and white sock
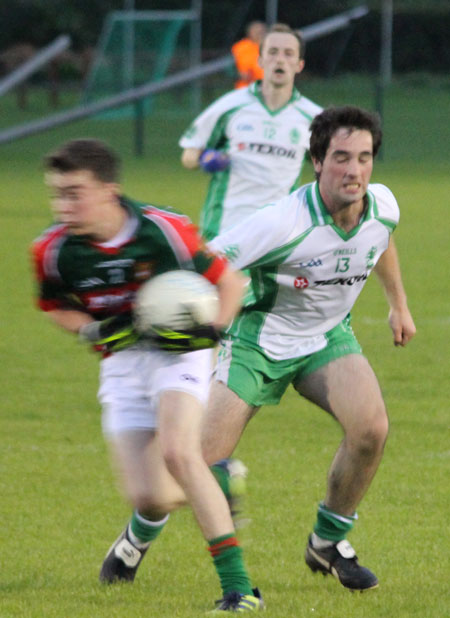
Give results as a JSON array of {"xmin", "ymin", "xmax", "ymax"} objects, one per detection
[
  {"xmin": 128, "ymin": 510, "xmax": 169, "ymax": 549},
  {"xmin": 313, "ymin": 502, "xmax": 358, "ymax": 543}
]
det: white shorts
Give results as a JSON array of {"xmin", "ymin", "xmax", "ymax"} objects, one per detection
[{"xmin": 98, "ymin": 347, "xmax": 213, "ymax": 436}]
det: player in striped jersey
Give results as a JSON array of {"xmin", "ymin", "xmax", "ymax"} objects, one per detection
[
  {"xmin": 202, "ymin": 106, "xmax": 416, "ymax": 592},
  {"xmin": 179, "ymin": 23, "xmax": 322, "ymax": 240},
  {"xmin": 31, "ymin": 139, "xmax": 263, "ymax": 612}
]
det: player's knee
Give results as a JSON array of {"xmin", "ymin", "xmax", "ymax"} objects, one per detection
[
  {"xmin": 358, "ymin": 428, "xmax": 387, "ymax": 459},
  {"xmin": 161, "ymin": 443, "xmax": 199, "ymax": 483},
  {"xmin": 127, "ymin": 488, "xmax": 157, "ymax": 513},
  {"xmin": 130, "ymin": 488, "xmax": 184, "ymax": 514},
  {"xmin": 354, "ymin": 409, "xmax": 389, "ymax": 458}
]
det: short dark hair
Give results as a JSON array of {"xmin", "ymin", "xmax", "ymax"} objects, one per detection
[
  {"xmin": 310, "ymin": 106, "xmax": 383, "ymax": 163},
  {"xmin": 260, "ymin": 23, "xmax": 305, "ymax": 60},
  {"xmin": 44, "ymin": 138, "xmax": 120, "ymax": 183},
  {"xmin": 246, "ymin": 21, "xmax": 266, "ymax": 38}
]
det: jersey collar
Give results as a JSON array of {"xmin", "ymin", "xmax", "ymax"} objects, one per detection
[
  {"xmin": 306, "ymin": 182, "xmax": 376, "ymax": 241},
  {"xmin": 249, "ymin": 80, "xmax": 301, "ymax": 116},
  {"xmin": 88, "ymin": 197, "xmax": 140, "ymax": 254}
]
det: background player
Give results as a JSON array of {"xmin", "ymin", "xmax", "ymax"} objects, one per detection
[
  {"xmin": 231, "ymin": 21, "xmax": 266, "ymax": 89},
  {"xmin": 180, "ymin": 23, "xmax": 322, "ymax": 241},
  {"xmin": 201, "ymin": 105, "xmax": 417, "ymax": 591},
  {"xmin": 31, "ymin": 138, "xmax": 263, "ymax": 612}
]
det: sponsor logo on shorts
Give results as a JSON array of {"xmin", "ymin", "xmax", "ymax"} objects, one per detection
[{"xmin": 180, "ymin": 374, "xmax": 200, "ymax": 383}]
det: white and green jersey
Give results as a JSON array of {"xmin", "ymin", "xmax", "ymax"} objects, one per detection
[
  {"xmin": 179, "ymin": 81, "xmax": 322, "ymax": 240},
  {"xmin": 209, "ymin": 182, "xmax": 399, "ymax": 360}
]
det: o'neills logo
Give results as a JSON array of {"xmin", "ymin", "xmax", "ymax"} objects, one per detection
[
  {"xmin": 237, "ymin": 142, "xmax": 297, "ymax": 159},
  {"xmin": 314, "ymin": 273, "xmax": 368, "ymax": 286}
]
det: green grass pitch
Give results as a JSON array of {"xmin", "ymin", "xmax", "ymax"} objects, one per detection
[{"xmin": 0, "ymin": 75, "xmax": 449, "ymax": 617}]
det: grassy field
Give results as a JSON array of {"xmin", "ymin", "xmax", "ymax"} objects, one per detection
[{"xmin": 0, "ymin": 75, "xmax": 449, "ymax": 617}]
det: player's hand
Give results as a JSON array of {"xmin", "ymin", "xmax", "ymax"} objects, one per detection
[
  {"xmin": 199, "ymin": 149, "xmax": 230, "ymax": 173},
  {"xmin": 147, "ymin": 324, "xmax": 221, "ymax": 352},
  {"xmin": 79, "ymin": 313, "xmax": 139, "ymax": 352},
  {"xmin": 388, "ymin": 306, "xmax": 416, "ymax": 347}
]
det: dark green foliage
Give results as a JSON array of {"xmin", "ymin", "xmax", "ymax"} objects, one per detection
[{"xmin": 0, "ymin": 1, "xmax": 449, "ymax": 73}]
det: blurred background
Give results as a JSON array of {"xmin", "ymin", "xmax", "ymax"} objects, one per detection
[
  {"xmin": 0, "ymin": 0, "xmax": 448, "ymax": 158},
  {"xmin": 1, "ymin": 1, "xmax": 449, "ymax": 83}
]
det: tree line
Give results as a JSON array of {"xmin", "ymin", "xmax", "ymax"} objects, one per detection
[{"xmin": 0, "ymin": 0, "xmax": 448, "ymax": 74}]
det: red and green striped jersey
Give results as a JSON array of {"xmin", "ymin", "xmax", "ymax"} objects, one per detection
[{"xmin": 31, "ymin": 197, "xmax": 227, "ymax": 320}]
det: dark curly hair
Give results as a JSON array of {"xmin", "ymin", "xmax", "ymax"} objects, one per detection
[{"xmin": 310, "ymin": 106, "xmax": 382, "ymax": 164}]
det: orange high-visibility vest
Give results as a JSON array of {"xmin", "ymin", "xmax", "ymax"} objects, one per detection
[{"xmin": 231, "ymin": 38, "xmax": 264, "ymax": 89}]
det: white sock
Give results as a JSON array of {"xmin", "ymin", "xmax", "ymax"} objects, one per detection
[
  {"xmin": 127, "ymin": 513, "xmax": 169, "ymax": 550},
  {"xmin": 311, "ymin": 532, "xmax": 334, "ymax": 549}
]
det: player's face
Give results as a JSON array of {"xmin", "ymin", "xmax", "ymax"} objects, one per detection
[
  {"xmin": 313, "ymin": 128, "xmax": 374, "ymax": 209},
  {"xmin": 46, "ymin": 169, "xmax": 119, "ymax": 236},
  {"xmin": 259, "ymin": 33, "xmax": 304, "ymax": 87}
]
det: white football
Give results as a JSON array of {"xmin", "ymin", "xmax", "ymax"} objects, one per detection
[{"xmin": 134, "ymin": 270, "xmax": 219, "ymax": 334}]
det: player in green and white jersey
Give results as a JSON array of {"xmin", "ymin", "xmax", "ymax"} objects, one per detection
[
  {"xmin": 202, "ymin": 106, "xmax": 416, "ymax": 592},
  {"xmin": 31, "ymin": 138, "xmax": 264, "ymax": 612},
  {"xmin": 179, "ymin": 23, "xmax": 322, "ymax": 240},
  {"xmin": 210, "ymin": 180, "xmax": 399, "ymax": 361}
]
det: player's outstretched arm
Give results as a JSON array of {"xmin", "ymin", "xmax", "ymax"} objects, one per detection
[
  {"xmin": 48, "ymin": 309, "xmax": 137, "ymax": 352},
  {"xmin": 181, "ymin": 147, "xmax": 230, "ymax": 173},
  {"xmin": 48, "ymin": 308, "xmax": 94, "ymax": 334},
  {"xmin": 374, "ymin": 238, "xmax": 416, "ymax": 347},
  {"xmin": 214, "ymin": 267, "xmax": 247, "ymax": 331}
]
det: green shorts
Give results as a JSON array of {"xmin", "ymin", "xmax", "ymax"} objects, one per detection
[{"xmin": 215, "ymin": 315, "xmax": 362, "ymax": 407}]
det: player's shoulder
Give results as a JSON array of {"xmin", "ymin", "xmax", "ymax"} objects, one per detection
[
  {"xmin": 289, "ymin": 184, "xmax": 316, "ymax": 226},
  {"xmin": 181, "ymin": 89, "xmax": 252, "ymax": 143},
  {"xmin": 139, "ymin": 201, "xmax": 190, "ymax": 222},
  {"xmin": 31, "ymin": 222, "xmax": 68, "ymax": 255},
  {"xmin": 206, "ymin": 86, "xmax": 254, "ymax": 114},
  {"xmin": 31, "ymin": 223, "xmax": 72, "ymax": 280},
  {"xmin": 121, "ymin": 197, "xmax": 182, "ymax": 234},
  {"xmin": 293, "ymin": 92, "xmax": 323, "ymax": 121},
  {"xmin": 368, "ymin": 183, "xmax": 400, "ymax": 223},
  {"xmin": 122, "ymin": 196, "xmax": 176, "ymax": 221},
  {"xmin": 253, "ymin": 185, "xmax": 312, "ymax": 232},
  {"xmin": 139, "ymin": 202, "xmax": 195, "ymax": 242}
]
